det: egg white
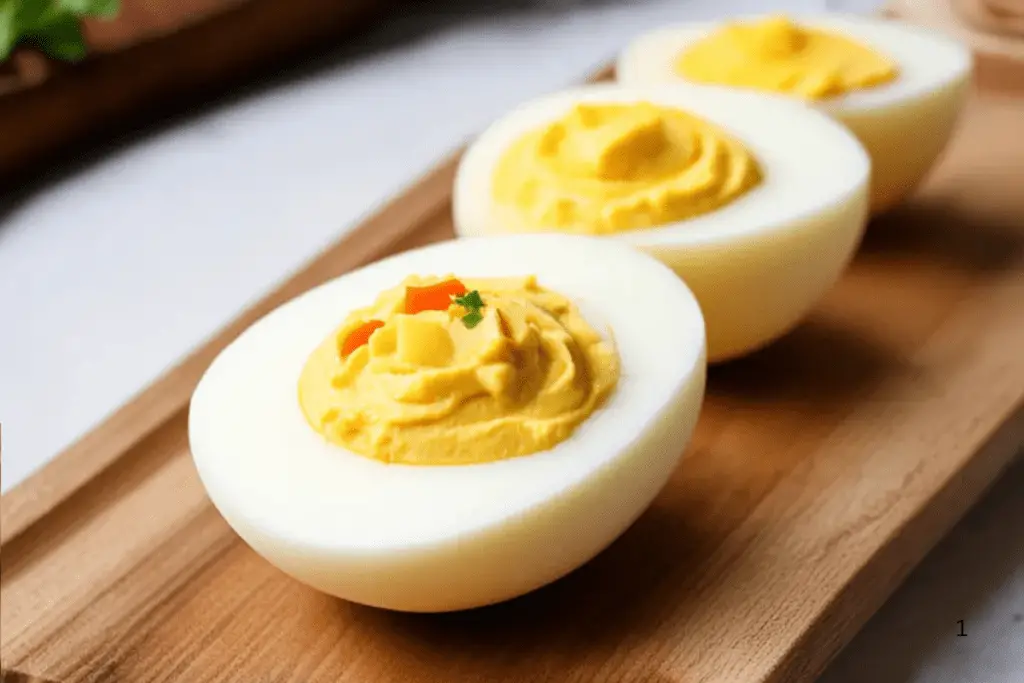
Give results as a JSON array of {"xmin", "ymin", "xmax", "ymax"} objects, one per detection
[
  {"xmin": 452, "ymin": 83, "xmax": 869, "ymax": 362},
  {"xmin": 188, "ymin": 234, "xmax": 706, "ymax": 613},
  {"xmin": 616, "ymin": 13, "xmax": 974, "ymax": 212}
]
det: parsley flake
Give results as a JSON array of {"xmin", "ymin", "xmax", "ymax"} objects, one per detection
[{"xmin": 453, "ymin": 290, "xmax": 485, "ymax": 329}]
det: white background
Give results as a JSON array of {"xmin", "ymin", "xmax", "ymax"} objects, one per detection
[{"xmin": 1, "ymin": 0, "xmax": 1020, "ymax": 680}]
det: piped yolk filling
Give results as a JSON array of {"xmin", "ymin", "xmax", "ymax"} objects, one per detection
[
  {"xmin": 675, "ymin": 15, "xmax": 899, "ymax": 100},
  {"xmin": 298, "ymin": 275, "xmax": 619, "ymax": 465},
  {"xmin": 491, "ymin": 101, "xmax": 762, "ymax": 234}
]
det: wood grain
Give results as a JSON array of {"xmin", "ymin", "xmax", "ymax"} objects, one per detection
[
  {"xmin": 3, "ymin": 12, "xmax": 1024, "ymax": 683},
  {"xmin": 0, "ymin": 0, "xmax": 401, "ymax": 184}
]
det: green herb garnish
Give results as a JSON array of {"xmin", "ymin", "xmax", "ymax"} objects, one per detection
[
  {"xmin": 453, "ymin": 290, "xmax": 485, "ymax": 329},
  {"xmin": 1, "ymin": 0, "xmax": 121, "ymax": 63}
]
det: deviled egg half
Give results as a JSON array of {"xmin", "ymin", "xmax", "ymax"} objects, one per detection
[
  {"xmin": 452, "ymin": 83, "xmax": 869, "ymax": 362},
  {"xmin": 189, "ymin": 234, "xmax": 706, "ymax": 613},
  {"xmin": 616, "ymin": 13, "xmax": 973, "ymax": 212}
]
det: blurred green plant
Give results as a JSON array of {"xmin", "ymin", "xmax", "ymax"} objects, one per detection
[{"xmin": 1, "ymin": 0, "xmax": 121, "ymax": 63}]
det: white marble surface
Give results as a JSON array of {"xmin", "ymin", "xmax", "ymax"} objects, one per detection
[{"xmin": 0, "ymin": 0, "xmax": 1020, "ymax": 680}]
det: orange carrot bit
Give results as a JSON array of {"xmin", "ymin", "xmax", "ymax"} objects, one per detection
[
  {"xmin": 340, "ymin": 319, "xmax": 385, "ymax": 357},
  {"xmin": 404, "ymin": 278, "xmax": 467, "ymax": 314}
]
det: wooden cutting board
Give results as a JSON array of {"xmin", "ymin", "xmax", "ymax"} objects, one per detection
[
  {"xmin": 2, "ymin": 6, "xmax": 1023, "ymax": 683},
  {"xmin": 0, "ymin": 0, "xmax": 401, "ymax": 185}
]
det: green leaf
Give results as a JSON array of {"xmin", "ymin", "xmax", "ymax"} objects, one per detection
[
  {"xmin": 453, "ymin": 290, "xmax": 484, "ymax": 311},
  {"xmin": 1, "ymin": 0, "xmax": 17, "ymax": 60},
  {"xmin": 58, "ymin": 0, "xmax": 121, "ymax": 18},
  {"xmin": 453, "ymin": 290, "xmax": 486, "ymax": 329},
  {"xmin": 27, "ymin": 12, "xmax": 87, "ymax": 61},
  {"xmin": 1, "ymin": 0, "xmax": 113, "ymax": 63},
  {"xmin": 91, "ymin": 0, "xmax": 120, "ymax": 17},
  {"xmin": 461, "ymin": 311, "xmax": 484, "ymax": 329},
  {"xmin": 17, "ymin": 1, "xmax": 61, "ymax": 31}
]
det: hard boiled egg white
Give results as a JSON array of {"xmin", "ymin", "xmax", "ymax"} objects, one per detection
[
  {"xmin": 452, "ymin": 83, "xmax": 869, "ymax": 362},
  {"xmin": 616, "ymin": 13, "xmax": 973, "ymax": 212},
  {"xmin": 188, "ymin": 234, "xmax": 706, "ymax": 613}
]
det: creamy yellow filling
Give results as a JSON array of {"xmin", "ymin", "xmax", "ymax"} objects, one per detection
[
  {"xmin": 675, "ymin": 15, "xmax": 899, "ymax": 100},
  {"xmin": 491, "ymin": 101, "xmax": 762, "ymax": 234},
  {"xmin": 298, "ymin": 275, "xmax": 619, "ymax": 465}
]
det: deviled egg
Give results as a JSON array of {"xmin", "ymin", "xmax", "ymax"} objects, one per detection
[
  {"xmin": 452, "ymin": 83, "xmax": 869, "ymax": 362},
  {"xmin": 189, "ymin": 234, "xmax": 706, "ymax": 613},
  {"xmin": 616, "ymin": 13, "xmax": 973, "ymax": 212}
]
